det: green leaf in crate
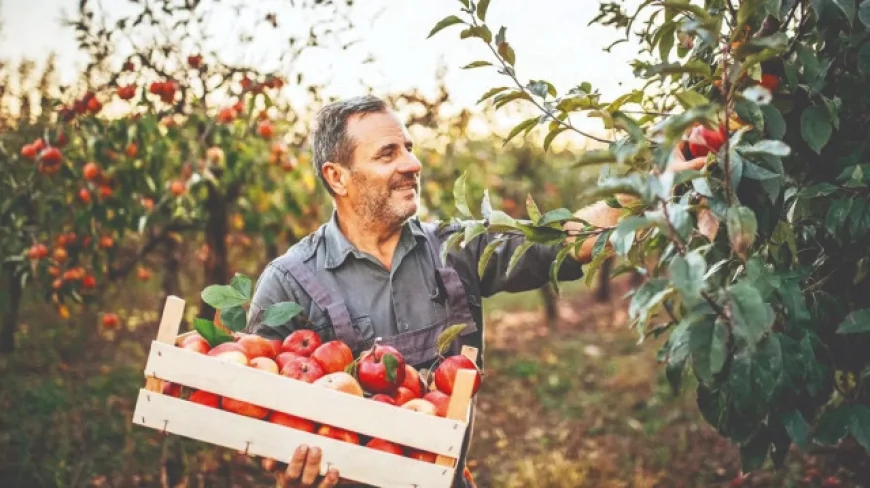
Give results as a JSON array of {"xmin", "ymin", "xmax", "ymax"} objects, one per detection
[
  {"xmin": 220, "ymin": 306, "xmax": 247, "ymax": 332},
  {"xmin": 193, "ymin": 318, "xmax": 235, "ymax": 348},
  {"xmin": 201, "ymin": 284, "xmax": 248, "ymax": 310},
  {"xmin": 263, "ymin": 302, "xmax": 304, "ymax": 327},
  {"xmin": 437, "ymin": 323, "xmax": 468, "ymax": 355}
]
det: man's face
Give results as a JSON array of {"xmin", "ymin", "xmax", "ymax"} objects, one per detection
[{"xmin": 343, "ymin": 110, "xmax": 421, "ymax": 227}]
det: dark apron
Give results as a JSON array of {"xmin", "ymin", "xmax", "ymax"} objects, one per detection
[{"xmin": 277, "ymin": 222, "xmax": 478, "ymax": 488}]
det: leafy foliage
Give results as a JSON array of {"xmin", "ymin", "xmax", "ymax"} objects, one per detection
[{"xmin": 432, "ymin": 0, "xmax": 870, "ymax": 474}]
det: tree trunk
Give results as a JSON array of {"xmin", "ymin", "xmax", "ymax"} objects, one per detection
[
  {"xmin": 0, "ymin": 264, "xmax": 22, "ymax": 354},
  {"xmin": 595, "ymin": 256, "xmax": 614, "ymax": 302},
  {"xmin": 540, "ymin": 284, "xmax": 559, "ymax": 329},
  {"xmin": 199, "ymin": 186, "xmax": 229, "ymax": 320}
]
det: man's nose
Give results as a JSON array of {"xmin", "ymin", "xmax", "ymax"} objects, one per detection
[{"xmin": 398, "ymin": 152, "xmax": 422, "ymax": 174}]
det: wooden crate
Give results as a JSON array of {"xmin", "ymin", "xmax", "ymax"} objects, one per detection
[{"xmin": 132, "ymin": 296, "xmax": 478, "ymax": 488}]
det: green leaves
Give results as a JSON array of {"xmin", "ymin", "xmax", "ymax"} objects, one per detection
[
  {"xmin": 780, "ymin": 409, "xmax": 809, "ymax": 449},
  {"xmin": 262, "ymin": 302, "xmax": 304, "ymax": 327},
  {"xmin": 230, "ymin": 273, "xmax": 252, "ymax": 300},
  {"xmin": 453, "ymin": 171, "xmax": 472, "ymax": 218},
  {"xmin": 383, "ymin": 353, "xmax": 400, "ymax": 384},
  {"xmin": 814, "ymin": 404, "xmax": 870, "ymax": 449},
  {"xmin": 860, "ymin": 0, "xmax": 870, "ymax": 27},
  {"xmin": 728, "ymin": 281, "xmax": 774, "ymax": 346},
  {"xmin": 220, "ymin": 306, "xmax": 247, "ymax": 332},
  {"xmin": 670, "ymin": 251, "xmax": 707, "ymax": 305},
  {"xmin": 201, "ymin": 284, "xmax": 248, "ymax": 309},
  {"xmin": 730, "ymin": 336, "xmax": 783, "ymax": 417},
  {"xmin": 689, "ymin": 318, "xmax": 729, "ymax": 385},
  {"xmin": 801, "ymin": 105, "xmax": 833, "ymax": 154},
  {"xmin": 836, "ymin": 309, "xmax": 870, "ymax": 334},
  {"xmin": 740, "ymin": 140, "xmax": 791, "ymax": 157},
  {"xmin": 504, "ymin": 117, "xmax": 539, "ymax": 146},
  {"xmin": 726, "ymin": 206, "xmax": 758, "ymax": 260},
  {"xmin": 437, "ymin": 323, "xmax": 468, "ymax": 355},
  {"xmin": 476, "ymin": 0, "xmax": 491, "ymax": 21},
  {"xmin": 428, "ymin": 15, "xmax": 465, "ymax": 38},
  {"xmin": 193, "ymin": 318, "xmax": 234, "ymax": 347}
]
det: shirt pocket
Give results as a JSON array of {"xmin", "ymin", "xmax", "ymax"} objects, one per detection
[{"xmin": 351, "ymin": 315, "xmax": 376, "ymax": 346}]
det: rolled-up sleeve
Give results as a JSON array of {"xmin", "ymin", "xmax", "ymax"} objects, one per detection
[{"xmin": 451, "ymin": 227, "xmax": 584, "ymax": 298}]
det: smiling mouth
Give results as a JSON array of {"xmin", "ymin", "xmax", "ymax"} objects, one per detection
[{"xmin": 392, "ymin": 185, "xmax": 417, "ymax": 192}]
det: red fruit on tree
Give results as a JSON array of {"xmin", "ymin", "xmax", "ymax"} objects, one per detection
[
  {"xmin": 280, "ymin": 356, "xmax": 326, "ymax": 383},
  {"xmin": 102, "ymin": 313, "xmax": 120, "ymax": 329},
  {"xmin": 310, "ymin": 340, "xmax": 354, "ymax": 374},
  {"xmin": 282, "ymin": 329, "xmax": 322, "ymax": 356},
  {"xmin": 434, "ymin": 355, "xmax": 481, "ymax": 396},
  {"xmin": 83, "ymin": 162, "xmax": 101, "ymax": 181},
  {"xmin": 40, "ymin": 147, "xmax": 62, "ymax": 164},
  {"xmin": 21, "ymin": 144, "xmax": 37, "ymax": 158},
  {"xmin": 81, "ymin": 275, "xmax": 97, "ymax": 289},
  {"xmin": 78, "ymin": 188, "xmax": 92, "ymax": 204},
  {"xmin": 257, "ymin": 121, "xmax": 274, "ymax": 138},
  {"xmin": 686, "ymin": 124, "xmax": 727, "ymax": 158},
  {"xmin": 366, "ymin": 438, "xmax": 404, "ymax": 456},
  {"xmin": 357, "ymin": 343, "xmax": 406, "ymax": 394},
  {"xmin": 760, "ymin": 73, "xmax": 780, "ymax": 92}
]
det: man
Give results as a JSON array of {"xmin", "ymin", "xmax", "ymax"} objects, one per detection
[{"xmin": 245, "ymin": 95, "xmax": 683, "ymax": 487}]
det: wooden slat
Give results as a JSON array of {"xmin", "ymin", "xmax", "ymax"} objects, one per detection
[
  {"xmin": 145, "ymin": 296, "xmax": 185, "ymax": 393},
  {"xmin": 434, "ymin": 369, "xmax": 477, "ymax": 467},
  {"xmin": 143, "ymin": 342, "xmax": 468, "ymax": 456},
  {"xmin": 132, "ymin": 389, "xmax": 456, "ymax": 488}
]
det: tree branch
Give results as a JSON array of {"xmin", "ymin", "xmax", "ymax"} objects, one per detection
[
  {"xmin": 468, "ymin": 17, "xmax": 614, "ymax": 145},
  {"xmin": 107, "ymin": 222, "xmax": 199, "ymax": 280}
]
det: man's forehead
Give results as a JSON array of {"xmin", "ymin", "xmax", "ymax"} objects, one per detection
[{"xmin": 346, "ymin": 110, "xmax": 411, "ymax": 144}]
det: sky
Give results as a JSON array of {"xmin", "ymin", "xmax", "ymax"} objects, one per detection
[{"xmin": 0, "ymin": 0, "xmax": 644, "ymax": 143}]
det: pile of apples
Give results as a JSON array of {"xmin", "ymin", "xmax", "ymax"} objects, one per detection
[{"xmin": 164, "ymin": 329, "xmax": 481, "ymax": 461}]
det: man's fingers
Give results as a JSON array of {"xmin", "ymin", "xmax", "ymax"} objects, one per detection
[
  {"xmin": 300, "ymin": 446, "xmax": 323, "ymax": 486},
  {"xmin": 318, "ymin": 468, "xmax": 341, "ymax": 487},
  {"xmin": 262, "ymin": 457, "xmax": 277, "ymax": 472},
  {"xmin": 285, "ymin": 445, "xmax": 309, "ymax": 480}
]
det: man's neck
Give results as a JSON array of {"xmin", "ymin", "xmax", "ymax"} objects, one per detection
[{"xmin": 335, "ymin": 209, "xmax": 403, "ymax": 270}]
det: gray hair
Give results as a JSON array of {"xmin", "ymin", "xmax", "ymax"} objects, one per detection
[{"xmin": 310, "ymin": 95, "xmax": 389, "ymax": 195}]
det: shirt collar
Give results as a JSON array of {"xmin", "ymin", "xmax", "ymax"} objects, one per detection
[{"xmin": 323, "ymin": 211, "xmax": 426, "ymax": 270}]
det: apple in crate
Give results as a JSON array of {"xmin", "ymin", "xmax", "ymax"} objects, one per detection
[
  {"xmin": 237, "ymin": 334, "xmax": 278, "ymax": 359},
  {"xmin": 392, "ymin": 387, "xmax": 417, "ymax": 406},
  {"xmin": 310, "ymin": 340, "xmax": 354, "ymax": 374},
  {"xmin": 366, "ymin": 438, "xmax": 405, "ymax": 456},
  {"xmin": 275, "ymin": 351, "xmax": 300, "ymax": 370},
  {"xmin": 250, "ymin": 357, "xmax": 279, "ymax": 374},
  {"xmin": 313, "ymin": 372, "xmax": 364, "ymax": 396},
  {"xmin": 269, "ymin": 412, "xmax": 316, "ymax": 433},
  {"xmin": 221, "ymin": 396, "xmax": 270, "ymax": 420},
  {"xmin": 371, "ymin": 394, "xmax": 395, "ymax": 405},
  {"xmin": 317, "ymin": 425, "xmax": 359, "ymax": 444},
  {"xmin": 407, "ymin": 448, "xmax": 437, "ymax": 463},
  {"xmin": 282, "ymin": 329, "xmax": 322, "ymax": 357},
  {"xmin": 189, "ymin": 390, "xmax": 220, "ymax": 408},
  {"xmin": 434, "ymin": 355, "xmax": 481, "ymax": 395},
  {"xmin": 280, "ymin": 356, "xmax": 325, "ymax": 383},
  {"xmin": 400, "ymin": 398, "xmax": 437, "ymax": 416},
  {"xmin": 207, "ymin": 342, "xmax": 249, "ymax": 366},
  {"xmin": 423, "ymin": 391, "xmax": 451, "ymax": 417},
  {"xmin": 357, "ymin": 343, "xmax": 406, "ymax": 394},
  {"xmin": 180, "ymin": 334, "xmax": 210, "ymax": 354}
]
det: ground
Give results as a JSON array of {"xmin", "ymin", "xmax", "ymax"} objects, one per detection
[{"xmin": 0, "ymin": 277, "xmax": 864, "ymax": 487}]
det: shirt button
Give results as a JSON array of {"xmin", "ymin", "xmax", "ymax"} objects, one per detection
[{"xmin": 401, "ymin": 322, "xmax": 409, "ymax": 331}]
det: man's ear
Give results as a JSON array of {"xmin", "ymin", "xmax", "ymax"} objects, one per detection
[{"xmin": 322, "ymin": 162, "xmax": 347, "ymax": 195}]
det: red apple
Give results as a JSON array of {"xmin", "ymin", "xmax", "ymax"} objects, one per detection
[
  {"xmin": 371, "ymin": 394, "xmax": 396, "ymax": 405},
  {"xmin": 162, "ymin": 382, "xmax": 182, "ymax": 398},
  {"xmin": 317, "ymin": 425, "xmax": 359, "ymax": 444},
  {"xmin": 357, "ymin": 343, "xmax": 406, "ymax": 394},
  {"xmin": 207, "ymin": 341, "xmax": 247, "ymax": 357},
  {"xmin": 686, "ymin": 124, "xmax": 727, "ymax": 158},
  {"xmin": 392, "ymin": 387, "xmax": 417, "ymax": 406},
  {"xmin": 401, "ymin": 398, "xmax": 437, "ymax": 416},
  {"xmin": 180, "ymin": 334, "xmax": 210, "ymax": 354},
  {"xmin": 221, "ymin": 396, "xmax": 270, "ymax": 419},
  {"xmin": 282, "ymin": 329, "xmax": 322, "ymax": 357},
  {"xmin": 238, "ymin": 334, "xmax": 278, "ymax": 359},
  {"xmin": 313, "ymin": 372, "xmax": 365, "ymax": 396},
  {"xmin": 250, "ymin": 357, "xmax": 279, "ymax": 374},
  {"xmin": 269, "ymin": 411, "xmax": 316, "ymax": 432},
  {"xmin": 212, "ymin": 350, "xmax": 249, "ymax": 366},
  {"xmin": 310, "ymin": 340, "xmax": 354, "ymax": 374},
  {"xmin": 275, "ymin": 351, "xmax": 300, "ymax": 370},
  {"xmin": 434, "ymin": 355, "xmax": 481, "ymax": 396},
  {"xmin": 189, "ymin": 390, "xmax": 220, "ymax": 408},
  {"xmin": 407, "ymin": 449, "xmax": 437, "ymax": 463},
  {"xmin": 280, "ymin": 356, "xmax": 325, "ymax": 383},
  {"xmin": 366, "ymin": 438, "xmax": 404, "ymax": 456},
  {"xmin": 400, "ymin": 364, "xmax": 423, "ymax": 397},
  {"xmin": 423, "ymin": 391, "xmax": 451, "ymax": 417}
]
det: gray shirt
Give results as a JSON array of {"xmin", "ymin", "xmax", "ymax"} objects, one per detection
[{"xmin": 246, "ymin": 211, "xmax": 584, "ymax": 369}]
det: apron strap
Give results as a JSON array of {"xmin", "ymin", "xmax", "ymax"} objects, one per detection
[{"xmin": 273, "ymin": 230, "xmax": 358, "ymax": 347}]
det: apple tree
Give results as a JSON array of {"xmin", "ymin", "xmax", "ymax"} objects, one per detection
[{"xmin": 431, "ymin": 0, "xmax": 870, "ymax": 476}]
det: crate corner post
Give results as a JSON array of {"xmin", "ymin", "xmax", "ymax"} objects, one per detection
[{"xmin": 145, "ymin": 295, "xmax": 186, "ymax": 393}]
